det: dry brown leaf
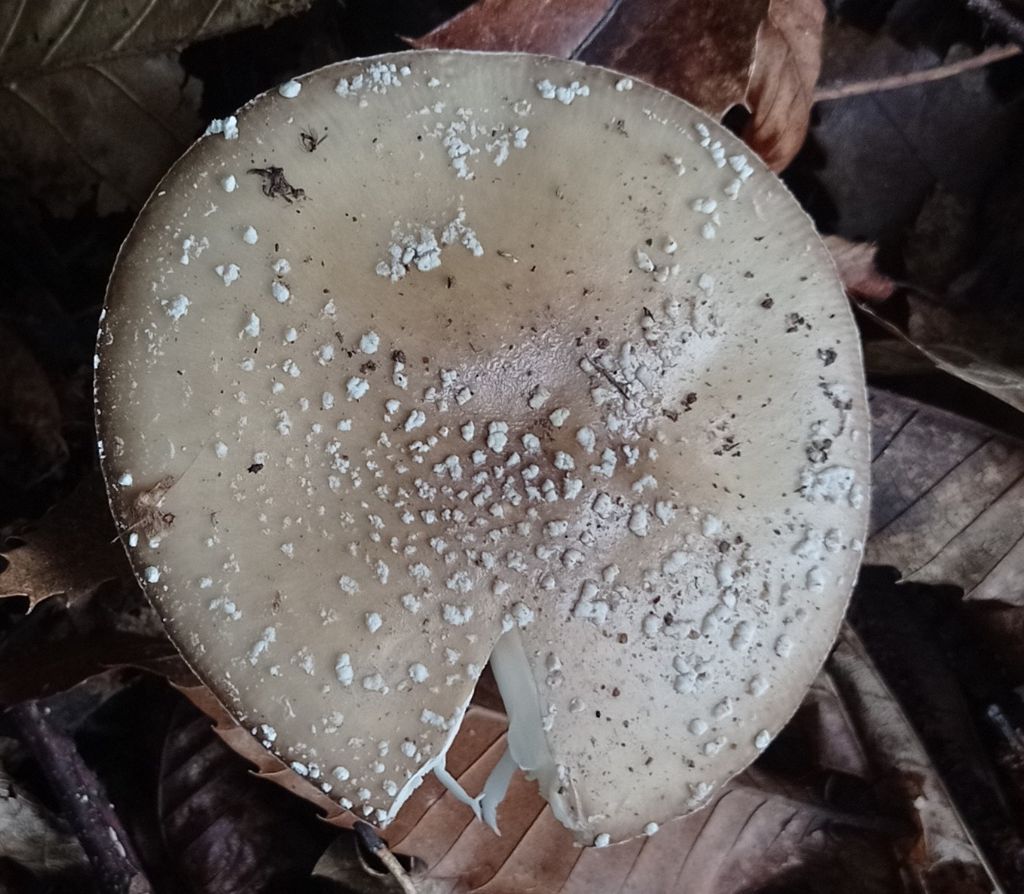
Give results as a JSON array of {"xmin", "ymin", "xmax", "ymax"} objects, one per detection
[
  {"xmin": 405, "ymin": 0, "xmax": 609, "ymax": 57},
  {"xmin": 828, "ymin": 625, "xmax": 998, "ymax": 892},
  {"xmin": 857, "ymin": 301, "xmax": 1024, "ymax": 414},
  {"xmin": 0, "ymin": 473, "xmax": 129, "ymax": 610},
  {"xmin": 824, "ymin": 235, "xmax": 897, "ymax": 301},
  {"xmin": 171, "ymin": 676, "xmax": 349, "ymax": 825},
  {"xmin": 741, "ymin": 0, "xmax": 825, "ymax": 170},
  {"xmin": 410, "ymin": 0, "xmax": 825, "ymax": 170},
  {"xmin": 866, "ymin": 389, "xmax": 1024, "ymax": 605},
  {"xmin": 0, "ymin": 0, "xmax": 312, "ymax": 215},
  {"xmin": 374, "ymin": 707, "xmax": 901, "ymax": 894}
]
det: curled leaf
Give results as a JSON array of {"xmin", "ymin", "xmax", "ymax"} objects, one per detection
[{"xmin": 741, "ymin": 0, "xmax": 825, "ymax": 169}]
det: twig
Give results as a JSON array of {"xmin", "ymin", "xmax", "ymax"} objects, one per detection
[
  {"xmin": 814, "ymin": 44, "xmax": 1020, "ymax": 101},
  {"xmin": 8, "ymin": 700, "xmax": 152, "ymax": 894},
  {"xmin": 968, "ymin": 0, "xmax": 1024, "ymax": 47},
  {"xmin": 354, "ymin": 820, "xmax": 419, "ymax": 894}
]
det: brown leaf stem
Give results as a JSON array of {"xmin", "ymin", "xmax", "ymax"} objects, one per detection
[
  {"xmin": 7, "ymin": 700, "xmax": 152, "ymax": 894},
  {"xmin": 814, "ymin": 43, "xmax": 1021, "ymax": 101}
]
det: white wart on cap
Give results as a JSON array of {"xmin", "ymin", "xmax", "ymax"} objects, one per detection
[{"xmin": 95, "ymin": 51, "xmax": 869, "ymax": 845}]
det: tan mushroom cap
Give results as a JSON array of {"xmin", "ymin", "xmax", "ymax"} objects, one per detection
[{"xmin": 95, "ymin": 51, "xmax": 870, "ymax": 846}]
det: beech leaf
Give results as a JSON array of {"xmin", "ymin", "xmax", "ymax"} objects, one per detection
[
  {"xmin": 867, "ymin": 389, "xmax": 1024, "ymax": 605},
  {"xmin": 405, "ymin": 0, "xmax": 609, "ymax": 58},
  {"xmin": 171, "ymin": 676, "xmax": 348, "ymax": 824},
  {"xmin": 410, "ymin": 0, "xmax": 825, "ymax": 170},
  {"xmin": 0, "ymin": 0, "xmax": 313, "ymax": 79}
]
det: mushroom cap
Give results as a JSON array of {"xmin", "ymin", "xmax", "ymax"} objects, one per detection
[{"xmin": 95, "ymin": 51, "xmax": 869, "ymax": 845}]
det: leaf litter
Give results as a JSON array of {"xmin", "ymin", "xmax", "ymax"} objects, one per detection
[{"xmin": 2, "ymin": 0, "xmax": 1024, "ymax": 891}]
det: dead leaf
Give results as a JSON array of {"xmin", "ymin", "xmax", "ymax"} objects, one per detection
[
  {"xmin": 0, "ymin": 582, "xmax": 177, "ymax": 706},
  {"xmin": 405, "ymin": 0, "xmax": 609, "ymax": 57},
  {"xmin": 828, "ymin": 625, "xmax": 998, "ymax": 892},
  {"xmin": 171, "ymin": 676, "xmax": 348, "ymax": 824},
  {"xmin": 847, "ymin": 568, "xmax": 1023, "ymax": 890},
  {"xmin": 410, "ymin": 0, "xmax": 825, "ymax": 170},
  {"xmin": 374, "ymin": 707, "xmax": 903, "ymax": 894},
  {"xmin": 0, "ymin": 738, "xmax": 88, "ymax": 877},
  {"xmin": 0, "ymin": 0, "xmax": 313, "ymax": 215},
  {"xmin": 824, "ymin": 235, "xmax": 897, "ymax": 301},
  {"xmin": 0, "ymin": 0, "xmax": 313, "ymax": 79},
  {"xmin": 0, "ymin": 53, "xmax": 202, "ymax": 216},
  {"xmin": 858, "ymin": 302, "xmax": 1024, "ymax": 415},
  {"xmin": 156, "ymin": 697, "xmax": 337, "ymax": 894},
  {"xmin": 0, "ymin": 472, "xmax": 129, "ymax": 610},
  {"xmin": 866, "ymin": 388, "xmax": 1024, "ymax": 604},
  {"xmin": 740, "ymin": 0, "xmax": 825, "ymax": 169}
]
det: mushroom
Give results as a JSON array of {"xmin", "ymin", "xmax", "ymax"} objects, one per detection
[{"xmin": 95, "ymin": 52, "xmax": 869, "ymax": 845}]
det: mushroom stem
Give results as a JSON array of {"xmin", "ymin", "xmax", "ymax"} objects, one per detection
[
  {"xmin": 487, "ymin": 627, "xmax": 584, "ymax": 837},
  {"xmin": 354, "ymin": 821, "xmax": 419, "ymax": 894},
  {"xmin": 479, "ymin": 746, "xmax": 518, "ymax": 833},
  {"xmin": 433, "ymin": 759, "xmax": 483, "ymax": 819},
  {"xmin": 385, "ymin": 691, "xmax": 476, "ymax": 825}
]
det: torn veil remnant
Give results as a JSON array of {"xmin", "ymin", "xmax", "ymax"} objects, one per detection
[{"xmin": 95, "ymin": 52, "xmax": 869, "ymax": 847}]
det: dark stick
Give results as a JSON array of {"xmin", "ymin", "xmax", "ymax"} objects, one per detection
[
  {"xmin": 8, "ymin": 700, "xmax": 152, "ymax": 894},
  {"xmin": 967, "ymin": 0, "xmax": 1024, "ymax": 47},
  {"xmin": 353, "ymin": 820, "xmax": 419, "ymax": 894}
]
